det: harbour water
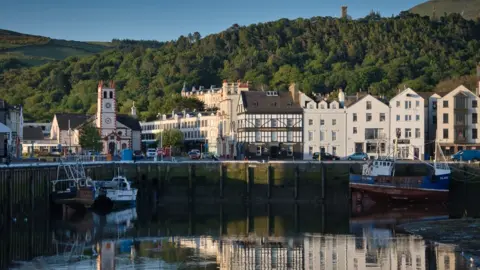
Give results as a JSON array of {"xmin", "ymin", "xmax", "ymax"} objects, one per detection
[{"xmin": 3, "ymin": 180, "xmax": 480, "ymax": 269}]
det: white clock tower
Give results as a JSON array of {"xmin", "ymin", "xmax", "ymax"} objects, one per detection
[{"xmin": 97, "ymin": 80, "xmax": 117, "ymax": 153}]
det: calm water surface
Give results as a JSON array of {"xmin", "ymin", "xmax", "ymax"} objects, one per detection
[{"xmin": 2, "ymin": 190, "xmax": 480, "ymax": 269}]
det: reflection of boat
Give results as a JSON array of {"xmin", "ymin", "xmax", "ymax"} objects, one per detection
[{"xmin": 349, "ymin": 140, "xmax": 451, "ymax": 202}]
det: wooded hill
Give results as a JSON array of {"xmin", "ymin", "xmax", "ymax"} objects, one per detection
[
  {"xmin": 409, "ymin": 0, "xmax": 480, "ymax": 21},
  {"xmin": 1, "ymin": 13, "xmax": 480, "ymax": 122}
]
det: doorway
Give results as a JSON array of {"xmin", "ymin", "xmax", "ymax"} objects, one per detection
[
  {"xmin": 414, "ymin": 147, "xmax": 420, "ymax": 160},
  {"xmin": 108, "ymin": 142, "xmax": 115, "ymax": 155},
  {"xmin": 355, "ymin": 143, "xmax": 363, "ymax": 153}
]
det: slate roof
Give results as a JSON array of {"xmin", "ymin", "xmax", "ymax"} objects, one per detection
[
  {"xmin": 54, "ymin": 113, "xmax": 90, "ymax": 130},
  {"xmin": 117, "ymin": 114, "xmax": 142, "ymax": 131},
  {"xmin": 240, "ymin": 91, "xmax": 303, "ymax": 114},
  {"xmin": 23, "ymin": 126, "xmax": 44, "ymax": 141}
]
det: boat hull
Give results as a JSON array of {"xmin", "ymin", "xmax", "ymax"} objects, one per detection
[
  {"xmin": 349, "ymin": 174, "xmax": 450, "ymax": 202},
  {"xmin": 52, "ymin": 186, "xmax": 96, "ymax": 209}
]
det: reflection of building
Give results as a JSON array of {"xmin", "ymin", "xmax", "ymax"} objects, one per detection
[
  {"xmin": 140, "ymin": 110, "xmax": 219, "ymax": 153},
  {"xmin": 435, "ymin": 243, "xmax": 458, "ymax": 270},
  {"xmin": 304, "ymin": 233, "xmax": 426, "ymax": 270}
]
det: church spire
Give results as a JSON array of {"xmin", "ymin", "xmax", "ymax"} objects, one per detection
[{"xmin": 131, "ymin": 101, "xmax": 137, "ymax": 119}]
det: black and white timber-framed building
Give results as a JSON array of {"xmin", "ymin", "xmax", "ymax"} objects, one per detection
[{"xmin": 236, "ymin": 90, "xmax": 303, "ymax": 160}]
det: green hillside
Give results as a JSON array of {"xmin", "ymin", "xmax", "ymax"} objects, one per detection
[
  {"xmin": 1, "ymin": 14, "xmax": 480, "ymax": 122},
  {"xmin": 409, "ymin": 0, "xmax": 480, "ymax": 21},
  {"xmin": 0, "ymin": 29, "xmax": 111, "ymax": 71}
]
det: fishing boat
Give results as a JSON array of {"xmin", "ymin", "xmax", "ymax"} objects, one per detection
[
  {"xmin": 50, "ymin": 157, "xmax": 97, "ymax": 210},
  {"xmin": 349, "ymin": 139, "xmax": 451, "ymax": 202}
]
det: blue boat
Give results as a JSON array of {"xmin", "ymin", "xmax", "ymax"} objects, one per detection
[{"xmin": 349, "ymin": 140, "xmax": 451, "ymax": 202}]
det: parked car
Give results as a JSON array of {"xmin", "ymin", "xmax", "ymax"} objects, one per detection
[
  {"xmin": 188, "ymin": 149, "xmax": 201, "ymax": 159},
  {"xmin": 451, "ymin": 150, "xmax": 480, "ymax": 162},
  {"xmin": 133, "ymin": 150, "xmax": 144, "ymax": 160},
  {"xmin": 346, "ymin": 152, "xmax": 369, "ymax": 161},
  {"xmin": 312, "ymin": 152, "xmax": 340, "ymax": 161},
  {"xmin": 146, "ymin": 148, "xmax": 157, "ymax": 158}
]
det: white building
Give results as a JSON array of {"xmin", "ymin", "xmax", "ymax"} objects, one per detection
[
  {"xmin": 345, "ymin": 93, "xmax": 390, "ymax": 158},
  {"xmin": 435, "ymin": 85, "xmax": 480, "ymax": 157},
  {"xmin": 301, "ymin": 88, "xmax": 347, "ymax": 159},
  {"xmin": 140, "ymin": 110, "xmax": 220, "ymax": 154},
  {"xmin": 389, "ymin": 88, "xmax": 426, "ymax": 160}
]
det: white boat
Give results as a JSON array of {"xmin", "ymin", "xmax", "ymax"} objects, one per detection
[{"xmin": 92, "ymin": 175, "xmax": 138, "ymax": 210}]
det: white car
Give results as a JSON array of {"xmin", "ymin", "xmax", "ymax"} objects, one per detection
[{"xmin": 146, "ymin": 148, "xmax": 157, "ymax": 158}]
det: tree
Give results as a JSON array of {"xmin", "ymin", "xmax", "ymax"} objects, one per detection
[
  {"xmin": 79, "ymin": 123, "xmax": 102, "ymax": 152},
  {"xmin": 157, "ymin": 129, "xmax": 184, "ymax": 148}
]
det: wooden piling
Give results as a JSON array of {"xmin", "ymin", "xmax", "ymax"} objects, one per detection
[
  {"xmin": 294, "ymin": 165, "xmax": 299, "ymax": 200},
  {"xmin": 267, "ymin": 165, "xmax": 272, "ymax": 199},
  {"xmin": 219, "ymin": 164, "xmax": 224, "ymax": 199}
]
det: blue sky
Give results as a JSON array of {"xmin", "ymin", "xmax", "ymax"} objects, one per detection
[{"xmin": 1, "ymin": 0, "xmax": 424, "ymax": 42}]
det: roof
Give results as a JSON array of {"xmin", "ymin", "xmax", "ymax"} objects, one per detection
[
  {"xmin": 54, "ymin": 113, "xmax": 90, "ymax": 130},
  {"xmin": 117, "ymin": 114, "xmax": 142, "ymax": 131},
  {"xmin": 23, "ymin": 126, "xmax": 44, "ymax": 141},
  {"xmin": 343, "ymin": 92, "xmax": 368, "ymax": 107},
  {"xmin": 240, "ymin": 91, "xmax": 303, "ymax": 114}
]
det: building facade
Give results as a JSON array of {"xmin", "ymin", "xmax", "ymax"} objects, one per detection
[
  {"xmin": 0, "ymin": 100, "xmax": 23, "ymax": 157},
  {"xmin": 300, "ymin": 88, "xmax": 347, "ymax": 159},
  {"xmin": 236, "ymin": 90, "xmax": 303, "ymax": 160},
  {"xmin": 346, "ymin": 94, "xmax": 390, "ymax": 158},
  {"xmin": 140, "ymin": 110, "xmax": 219, "ymax": 154},
  {"xmin": 389, "ymin": 88, "xmax": 426, "ymax": 160},
  {"xmin": 435, "ymin": 85, "xmax": 480, "ymax": 157}
]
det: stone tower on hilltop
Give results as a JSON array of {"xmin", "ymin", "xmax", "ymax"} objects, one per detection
[{"xmin": 341, "ymin": 6, "xmax": 348, "ymax": 19}]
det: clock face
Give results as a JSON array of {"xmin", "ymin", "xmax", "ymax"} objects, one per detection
[
  {"xmin": 105, "ymin": 118, "xmax": 112, "ymax": 124},
  {"xmin": 105, "ymin": 102, "xmax": 112, "ymax": 109}
]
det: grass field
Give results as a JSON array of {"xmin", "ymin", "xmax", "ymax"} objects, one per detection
[{"xmin": 409, "ymin": 0, "xmax": 480, "ymax": 20}]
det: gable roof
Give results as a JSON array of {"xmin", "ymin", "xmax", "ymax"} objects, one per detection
[
  {"xmin": 117, "ymin": 114, "xmax": 142, "ymax": 131},
  {"xmin": 54, "ymin": 113, "xmax": 90, "ymax": 130},
  {"xmin": 23, "ymin": 126, "xmax": 44, "ymax": 141},
  {"xmin": 441, "ymin": 85, "xmax": 475, "ymax": 99},
  {"xmin": 345, "ymin": 94, "xmax": 389, "ymax": 110},
  {"xmin": 240, "ymin": 91, "xmax": 303, "ymax": 114}
]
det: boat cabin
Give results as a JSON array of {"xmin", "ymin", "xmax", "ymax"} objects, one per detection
[{"xmin": 363, "ymin": 159, "xmax": 395, "ymax": 177}]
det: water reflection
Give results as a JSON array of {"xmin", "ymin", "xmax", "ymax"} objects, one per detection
[{"xmin": 6, "ymin": 202, "xmax": 476, "ymax": 270}]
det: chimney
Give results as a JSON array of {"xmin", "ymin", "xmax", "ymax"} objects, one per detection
[
  {"xmin": 289, "ymin": 83, "xmax": 299, "ymax": 104},
  {"xmin": 477, "ymin": 64, "xmax": 480, "ymax": 96},
  {"xmin": 356, "ymin": 92, "xmax": 359, "ymax": 101}
]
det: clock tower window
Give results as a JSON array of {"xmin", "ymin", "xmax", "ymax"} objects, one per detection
[
  {"xmin": 103, "ymin": 91, "xmax": 107, "ymax": 99},
  {"xmin": 109, "ymin": 91, "xmax": 113, "ymax": 99}
]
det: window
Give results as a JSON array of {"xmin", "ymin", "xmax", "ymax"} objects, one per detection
[
  {"xmin": 109, "ymin": 91, "xmax": 113, "ymax": 99},
  {"xmin": 287, "ymin": 119, "xmax": 293, "ymax": 127},
  {"xmin": 332, "ymin": 146, "xmax": 337, "ymax": 155},
  {"xmin": 442, "ymin": 113, "xmax": 450, "ymax": 124},
  {"xmin": 271, "ymin": 131, "xmax": 277, "ymax": 141},
  {"xmin": 380, "ymin": 113, "xmax": 385, "ymax": 122},
  {"xmin": 255, "ymin": 131, "xmax": 261, "ymax": 142},
  {"xmin": 353, "ymin": 127, "xmax": 357, "ymax": 134},
  {"xmin": 256, "ymin": 146, "xmax": 262, "ymax": 156},
  {"xmin": 416, "ymin": 114, "xmax": 420, "ymax": 121},
  {"xmin": 320, "ymin": 131, "xmax": 325, "ymax": 141},
  {"xmin": 405, "ymin": 100, "xmax": 411, "ymax": 109},
  {"xmin": 396, "ymin": 101, "xmax": 400, "ymax": 107},
  {"xmin": 473, "ymin": 100, "xmax": 478, "ymax": 108},
  {"xmin": 287, "ymin": 131, "xmax": 293, "ymax": 142},
  {"xmin": 308, "ymin": 131, "xmax": 313, "ymax": 141},
  {"xmin": 366, "ymin": 101, "xmax": 372, "ymax": 110},
  {"xmin": 366, "ymin": 113, "xmax": 372, "ymax": 122},
  {"xmin": 255, "ymin": 119, "xmax": 260, "ymax": 127},
  {"xmin": 416, "ymin": 100, "xmax": 420, "ymax": 107},
  {"xmin": 405, "ymin": 115, "xmax": 411, "ymax": 121},
  {"xmin": 473, "ymin": 113, "xmax": 478, "ymax": 124},
  {"xmin": 443, "ymin": 100, "xmax": 449, "ymax": 108},
  {"xmin": 405, "ymin": 128, "xmax": 412, "ymax": 138},
  {"xmin": 103, "ymin": 91, "xmax": 107, "ymax": 99},
  {"xmin": 308, "ymin": 147, "xmax": 313, "ymax": 155},
  {"xmin": 433, "ymin": 115, "xmax": 437, "ymax": 124},
  {"xmin": 320, "ymin": 119, "xmax": 325, "ymax": 125},
  {"xmin": 396, "ymin": 128, "xmax": 401, "ymax": 138},
  {"xmin": 415, "ymin": 128, "xmax": 421, "ymax": 138},
  {"xmin": 332, "ymin": 119, "xmax": 336, "ymax": 125},
  {"xmin": 353, "ymin": 113, "xmax": 357, "ymax": 122},
  {"xmin": 309, "ymin": 104, "xmax": 313, "ymax": 109},
  {"xmin": 365, "ymin": 128, "xmax": 382, "ymax": 140},
  {"xmin": 308, "ymin": 119, "xmax": 313, "ymax": 126},
  {"xmin": 473, "ymin": 129, "xmax": 478, "ymax": 139},
  {"xmin": 332, "ymin": 131, "xmax": 337, "ymax": 141},
  {"xmin": 320, "ymin": 104, "xmax": 325, "ymax": 109},
  {"xmin": 443, "ymin": 129, "xmax": 449, "ymax": 139},
  {"xmin": 271, "ymin": 119, "xmax": 277, "ymax": 127},
  {"xmin": 396, "ymin": 115, "xmax": 400, "ymax": 121}
]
